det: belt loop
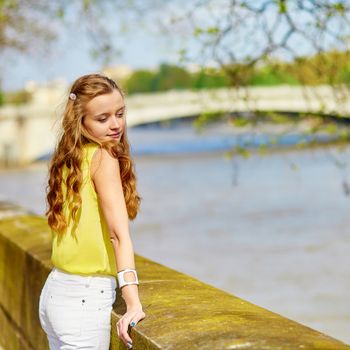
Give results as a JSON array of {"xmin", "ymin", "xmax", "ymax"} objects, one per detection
[
  {"xmin": 86, "ymin": 275, "xmax": 92, "ymax": 287},
  {"xmin": 49, "ymin": 267, "xmax": 56, "ymax": 280}
]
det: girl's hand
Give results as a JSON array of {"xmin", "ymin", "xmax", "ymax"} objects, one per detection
[{"xmin": 116, "ymin": 305, "xmax": 146, "ymax": 349}]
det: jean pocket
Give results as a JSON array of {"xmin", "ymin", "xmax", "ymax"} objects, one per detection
[
  {"xmin": 96, "ymin": 288, "xmax": 116, "ymax": 307},
  {"xmin": 82, "ymin": 287, "xmax": 116, "ymax": 332},
  {"xmin": 46, "ymin": 291, "xmax": 84, "ymax": 337}
]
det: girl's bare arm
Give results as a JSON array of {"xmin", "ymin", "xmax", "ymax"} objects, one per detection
[{"xmin": 91, "ymin": 147, "xmax": 142, "ymax": 309}]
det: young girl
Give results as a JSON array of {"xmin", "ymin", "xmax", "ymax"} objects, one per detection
[{"xmin": 39, "ymin": 73, "xmax": 145, "ymax": 349}]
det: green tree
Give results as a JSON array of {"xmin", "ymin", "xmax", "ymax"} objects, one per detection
[
  {"xmin": 180, "ymin": 1, "xmax": 350, "ymax": 89},
  {"xmin": 125, "ymin": 70, "xmax": 156, "ymax": 94},
  {"xmin": 192, "ymin": 67, "xmax": 230, "ymax": 89},
  {"xmin": 153, "ymin": 63, "xmax": 193, "ymax": 91},
  {"xmin": 249, "ymin": 63, "xmax": 299, "ymax": 86}
]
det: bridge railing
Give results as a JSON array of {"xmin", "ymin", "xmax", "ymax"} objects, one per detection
[{"xmin": 0, "ymin": 200, "xmax": 349, "ymax": 350}]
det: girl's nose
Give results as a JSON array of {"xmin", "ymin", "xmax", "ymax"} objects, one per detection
[{"xmin": 110, "ymin": 116, "xmax": 121, "ymax": 129}]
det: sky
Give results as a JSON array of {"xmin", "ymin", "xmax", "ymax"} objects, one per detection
[
  {"xmin": 1, "ymin": 22, "xmax": 183, "ymax": 92},
  {"xmin": 1, "ymin": 1, "xmax": 347, "ymax": 92},
  {"xmin": 0, "ymin": 0, "xmax": 196, "ymax": 92}
]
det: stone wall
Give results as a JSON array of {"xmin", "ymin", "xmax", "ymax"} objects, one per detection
[{"xmin": 0, "ymin": 201, "xmax": 349, "ymax": 349}]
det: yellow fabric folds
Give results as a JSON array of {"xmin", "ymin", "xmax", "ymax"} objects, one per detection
[{"xmin": 51, "ymin": 142, "xmax": 117, "ymax": 276}]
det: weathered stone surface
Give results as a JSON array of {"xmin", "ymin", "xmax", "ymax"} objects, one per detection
[{"xmin": 0, "ymin": 200, "xmax": 349, "ymax": 350}]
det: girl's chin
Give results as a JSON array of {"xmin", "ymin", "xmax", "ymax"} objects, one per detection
[
  {"xmin": 107, "ymin": 137, "xmax": 121, "ymax": 142},
  {"xmin": 94, "ymin": 137, "xmax": 120, "ymax": 143}
]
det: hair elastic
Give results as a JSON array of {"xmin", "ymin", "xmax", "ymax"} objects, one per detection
[
  {"xmin": 117, "ymin": 268, "xmax": 139, "ymax": 289},
  {"xmin": 69, "ymin": 92, "xmax": 77, "ymax": 101}
]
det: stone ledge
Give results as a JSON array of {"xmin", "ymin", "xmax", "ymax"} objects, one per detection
[{"xmin": 0, "ymin": 200, "xmax": 349, "ymax": 350}]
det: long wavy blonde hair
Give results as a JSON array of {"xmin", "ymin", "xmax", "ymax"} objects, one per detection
[{"xmin": 45, "ymin": 73, "xmax": 141, "ymax": 235}]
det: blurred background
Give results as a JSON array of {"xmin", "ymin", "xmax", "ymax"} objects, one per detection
[{"xmin": 0, "ymin": 0, "xmax": 349, "ymax": 344}]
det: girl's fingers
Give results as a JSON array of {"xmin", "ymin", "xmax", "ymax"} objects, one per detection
[
  {"xmin": 130, "ymin": 310, "xmax": 146, "ymax": 327},
  {"xmin": 117, "ymin": 311, "xmax": 146, "ymax": 347},
  {"xmin": 117, "ymin": 316, "xmax": 133, "ymax": 346}
]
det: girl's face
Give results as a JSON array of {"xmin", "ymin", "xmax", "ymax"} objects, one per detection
[{"xmin": 83, "ymin": 89, "xmax": 125, "ymax": 142}]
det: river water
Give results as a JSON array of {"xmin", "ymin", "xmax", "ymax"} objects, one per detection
[{"xmin": 0, "ymin": 121, "xmax": 349, "ymax": 344}]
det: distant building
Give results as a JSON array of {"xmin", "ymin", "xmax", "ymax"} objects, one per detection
[
  {"xmin": 184, "ymin": 63, "xmax": 202, "ymax": 73},
  {"xmin": 24, "ymin": 78, "xmax": 68, "ymax": 107}
]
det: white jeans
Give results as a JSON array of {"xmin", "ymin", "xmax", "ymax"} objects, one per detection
[{"xmin": 39, "ymin": 267, "xmax": 117, "ymax": 350}]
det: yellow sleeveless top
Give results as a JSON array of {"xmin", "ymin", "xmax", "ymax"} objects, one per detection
[{"xmin": 51, "ymin": 142, "xmax": 117, "ymax": 276}]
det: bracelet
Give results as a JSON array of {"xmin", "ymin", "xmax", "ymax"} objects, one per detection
[{"xmin": 117, "ymin": 268, "xmax": 139, "ymax": 289}]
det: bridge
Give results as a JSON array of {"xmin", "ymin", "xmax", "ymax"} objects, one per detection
[{"xmin": 0, "ymin": 85, "xmax": 349, "ymax": 165}]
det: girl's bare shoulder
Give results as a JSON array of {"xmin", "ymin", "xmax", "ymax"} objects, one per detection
[
  {"xmin": 90, "ymin": 146, "xmax": 120, "ymax": 179},
  {"xmin": 90, "ymin": 146, "xmax": 123, "ymax": 202}
]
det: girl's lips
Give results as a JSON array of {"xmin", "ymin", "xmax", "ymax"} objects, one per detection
[{"xmin": 109, "ymin": 133, "xmax": 120, "ymax": 138}]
